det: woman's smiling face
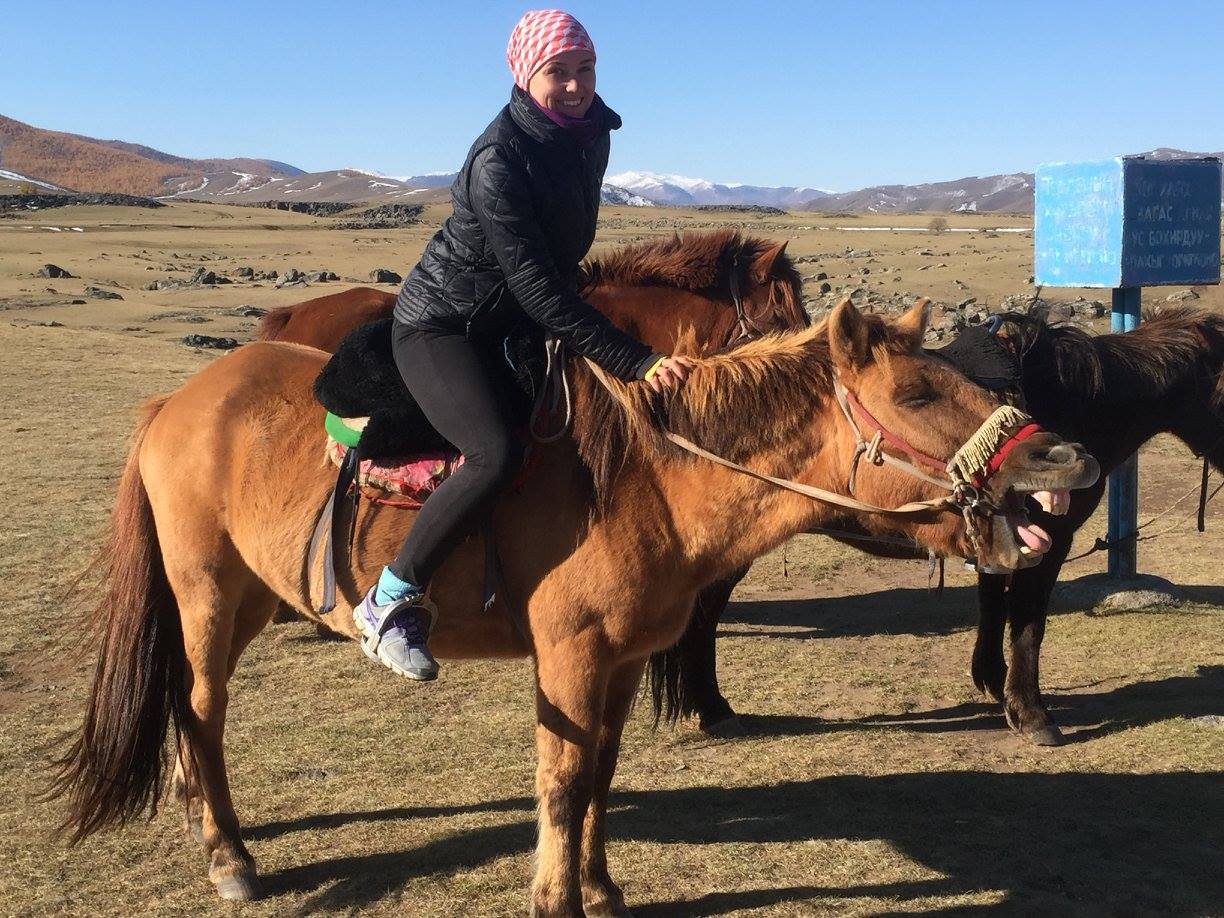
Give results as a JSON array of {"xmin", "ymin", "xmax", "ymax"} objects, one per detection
[{"xmin": 527, "ymin": 49, "xmax": 596, "ymax": 117}]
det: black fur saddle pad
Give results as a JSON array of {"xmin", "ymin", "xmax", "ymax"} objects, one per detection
[{"xmin": 312, "ymin": 319, "xmax": 544, "ymax": 459}]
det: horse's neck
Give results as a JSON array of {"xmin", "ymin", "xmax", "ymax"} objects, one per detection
[
  {"xmin": 605, "ymin": 415, "xmax": 845, "ymax": 588},
  {"xmin": 1028, "ymin": 329, "xmax": 1201, "ymax": 473},
  {"xmin": 589, "ymin": 284, "xmax": 731, "ymax": 352}
]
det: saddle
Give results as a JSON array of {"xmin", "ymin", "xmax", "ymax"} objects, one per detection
[
  {"xmin": 308, "ymin": 319, "xmax": 546, "ymax": 612},
  {"xmin": 313, "ymin": 318, "xmax": 543, "ymax": 457}
]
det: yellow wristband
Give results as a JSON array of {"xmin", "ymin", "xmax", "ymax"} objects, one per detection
[{"xmin": 643, "ymin": 357, "xmax": 666, "ymax": 381}]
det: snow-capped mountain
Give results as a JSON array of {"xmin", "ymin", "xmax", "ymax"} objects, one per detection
[
  {"xmin": 600, "ymin": 184, "xmax": 655, "ymax": 206},
  {"xmin": 396, "ymin": 171, "xmax": 459, "ymax": 189},
  {"xmin": 606, "ymin": 171, "xmax": 830, "ymax": 209}
]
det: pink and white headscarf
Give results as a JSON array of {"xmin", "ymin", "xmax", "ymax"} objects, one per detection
[{"xmin": 506, "ymin": 10, "xmax": 596, "ymax": 90}]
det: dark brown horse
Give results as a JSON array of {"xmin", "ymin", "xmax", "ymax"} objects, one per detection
[{"xmin": 657, "ymin": 305, "xmax": 1224, "ymax": 744}]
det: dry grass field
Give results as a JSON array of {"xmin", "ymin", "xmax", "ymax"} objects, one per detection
[{"xmin": 1, "ymin": 201, "xmax": 1221, "ymax": 916}]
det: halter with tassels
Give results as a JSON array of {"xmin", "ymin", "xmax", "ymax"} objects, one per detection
[
  {"xmin": 834, "ymin": 377, "xmax": 1042, "ymax": 499},
  {"xmin": 831, "ymin": 375, "xmax": 1044, "ymax": 551}
]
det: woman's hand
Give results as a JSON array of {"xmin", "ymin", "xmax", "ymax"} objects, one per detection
[{"xmin": 645, "ymin": 356, "xmax": 696, "ymax": 394}]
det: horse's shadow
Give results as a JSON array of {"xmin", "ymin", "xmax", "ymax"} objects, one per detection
[
  {"xmin": 718, "ymin": 585, "xmax": 980, "ymax": 640},
  {"xmin": 718, "ymin": 579, "xmax": 1224, "ymax": 641},
  {"xmin": 258, "ymin": 772, "xmax": 1224, "ymax": 914},
  {"xmin": 254, "ymin": 666, "xmax": 1224, "ymax": 914},
  {"xmin": 720, "ymin": 664, "xmax": 1224, "ymax": 741}
]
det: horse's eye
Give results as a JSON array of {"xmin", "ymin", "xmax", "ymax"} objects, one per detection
[{"xmin": 896, "ymin": 389, "xmax": 937, "ymax": 409}]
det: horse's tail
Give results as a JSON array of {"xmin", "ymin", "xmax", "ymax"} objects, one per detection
[
  {"xmin": 646, "ymin": 643, "xmax": 691, "ymax": 727},
  {"xmin": 254, "ymin": 304, "xmax": 294, "ymax": 341},
  {"xmin": 48, "ymin": 395, "xmax": 189, "ymax": 843}
]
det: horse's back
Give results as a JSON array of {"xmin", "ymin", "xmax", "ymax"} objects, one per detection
[{"xmin": 256, "ymin": 287, "xmax": 397, "ymax": 351}]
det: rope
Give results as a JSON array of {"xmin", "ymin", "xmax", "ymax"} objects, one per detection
[
  {"xmin": 946, "ymin": 404, "xmax": 1031, "ymax": 485},
  {"xmin": 1065, "ymin": 464, "xmax": 1223, "ymax": 563}
]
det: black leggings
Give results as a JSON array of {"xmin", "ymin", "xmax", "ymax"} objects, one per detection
[{"xmin": 388, "ymin": 321, "xmax": 523, "ymax": 586}]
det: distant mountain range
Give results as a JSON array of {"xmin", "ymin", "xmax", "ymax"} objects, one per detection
[
  {"xmin": 605, "ymin": 171, "xmax": 830, "ymax": 209},
  {"xmin": 1, "ymin": 113, "xmax": 1219, "ymax": 213}
]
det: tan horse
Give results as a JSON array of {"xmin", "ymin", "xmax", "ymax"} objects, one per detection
[{"xmin": 53, "ymin": 300, "xmax": 1097, "ymax": 915}]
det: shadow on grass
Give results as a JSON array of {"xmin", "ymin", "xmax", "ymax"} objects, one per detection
[
  {"xmin": 715, "ymin": 664, "xmax": 1224, "ymax": 742},
  {"xmin": 720, "ymin": 584, "xmax": 978, "ymax": 639},
  {"xmin": 718, "ymin": 580, "xmax": 1224, "ymax": 641},
  {"xmin": 256, "ymin": 769, "xmax": 1224, "ymax": 914}
]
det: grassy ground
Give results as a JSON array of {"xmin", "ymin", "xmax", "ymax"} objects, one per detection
[{"xmin": 1, "ymin": 204, "xmax": 1221, "ymax": 916}]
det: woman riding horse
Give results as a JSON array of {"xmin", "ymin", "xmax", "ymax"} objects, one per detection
[{"xmin": 362, "ymin": 10, "xmax": 694, "ymax": 680}]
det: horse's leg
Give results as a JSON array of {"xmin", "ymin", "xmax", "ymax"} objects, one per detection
[
  {"xmin": 580, "ymin": 659, "xmax": 645, "ymax": 917},
  {"xmin": 684, "ymin": 568, "xmax": 746, "ymax": 732},
  {"xmin": 163, "ymin": 532, "xmax": 271, "ymax": 902},
  {"xmin": 174, "ymin": 580, "xmax": 279, "ymax": 855},
  {"xmin": 532, "ymin": 632, "xmax": 609, "ymax": 917},
  {"xmin": 1003, "ymin": 545, "xmax": 1069, "ymax": 746},
  {"xmin": 971, "ymin": 573, "xmax": 1009, "ymax": 703}
]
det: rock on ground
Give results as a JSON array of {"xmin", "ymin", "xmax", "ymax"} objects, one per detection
[
  {"xmin": 370, "ymin": 268, "xmax": 402, "ymax": 284},
  {"xmin": 181, "ymin": 334, "xmax": 238, "ymax": 350}
]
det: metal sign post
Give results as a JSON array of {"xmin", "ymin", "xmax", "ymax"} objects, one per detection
[
  {"xmin": 1107, "ymin": 287, "xmax": 1141, "ymax": 577},
  {"xmin": 1034, "ymin": 155, "xmax": 1221, "ymax": 579}
]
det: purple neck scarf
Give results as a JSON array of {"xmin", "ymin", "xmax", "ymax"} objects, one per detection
[{"xmin": 529, "ymin": 94, "xmax": 603, "ymax": 149}]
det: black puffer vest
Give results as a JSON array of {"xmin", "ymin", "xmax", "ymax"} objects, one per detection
[{"xmin": 394, "ymin": 88, "xmax": 657, "ymax": 381}]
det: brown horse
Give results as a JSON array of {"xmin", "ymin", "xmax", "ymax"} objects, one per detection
[
  {"xmin": 52, "ymin": 296, "xmax": 1097, "ymax": 913},
  {"xmin": 255, "ymin": 230, "xmax": 807, "ymax": 354}
]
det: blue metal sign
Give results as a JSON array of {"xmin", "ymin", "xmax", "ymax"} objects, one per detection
[{"xmin": 1035, "ymin": 157, "xmax": 1221, "ymax": 288}]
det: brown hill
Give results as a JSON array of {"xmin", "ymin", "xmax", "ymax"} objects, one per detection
[{"xmin": 0, "ymin": 114, "xmax": 302, "ymax": 197}]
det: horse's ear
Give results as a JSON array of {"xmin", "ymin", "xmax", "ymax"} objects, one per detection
[
  {"xmin": 895, "ymin": 297, "xmax": 931, "ymax": 350},
  {"xmin": 829, "ymin": 297, "xmax": 870, "ymax": 369},
  {"xmin": 750, "ymin": 241, "xmax": 788, "ymax": 284}
]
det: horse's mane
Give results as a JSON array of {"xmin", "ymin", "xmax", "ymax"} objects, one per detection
[
  {"xmin": 1001, "ymin": 304, "xmax": 1224, "ymax": 411},
  {"xmin": 569, "ymin": 313, "xmax": 918, "ymax": 514},
  {"xmin": 578, "ymin": 229, "xmax": 808, "ymax": 331}
]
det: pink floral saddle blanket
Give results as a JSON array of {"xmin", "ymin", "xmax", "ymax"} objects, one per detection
[{"xmin": 325, "ymin": 414, "xmax": 463, "ymax": 507}]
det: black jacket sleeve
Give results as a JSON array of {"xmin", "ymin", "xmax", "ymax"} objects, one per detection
[{"xmin": 469, "ymin": 143, "xmax": 660, "ymax": 381}]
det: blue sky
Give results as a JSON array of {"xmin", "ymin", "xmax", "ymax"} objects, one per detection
[{"xmin": 5, "ymin": 0, "xmax": 1223, "ymax": 191}]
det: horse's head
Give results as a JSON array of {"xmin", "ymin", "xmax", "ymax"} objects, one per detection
[
  {"xmin": 723, "ymin": 239, "xmax": 809, "ymax": 340},
  {"xmin": 582, "ymin": 231, "xmax": 808, "ymax": 355},
  {"xmin": 825, "ymin": 298, "xmax": 1099, "ymax": 571}
]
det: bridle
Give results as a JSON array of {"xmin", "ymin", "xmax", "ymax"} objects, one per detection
[
  {"xmin": 727, "ymin": 253, "xmax": 762, "ymax": 344},
  {"xmin": 831, "ymin": 374, "xmax": 1045, "ymax": 551}
]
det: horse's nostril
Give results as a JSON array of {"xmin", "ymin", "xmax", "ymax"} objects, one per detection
[{"xmin": 1040, "ymin": 443, "xmax": 1079, "ymax": 465}]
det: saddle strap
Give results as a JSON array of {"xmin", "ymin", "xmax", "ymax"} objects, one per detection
[
  {"xmin": 480, "ymin": 518, "xmax": 532, "ymax": 646},
  {"xmin": 308, "ymin": 446, "xmax": 360, "ymax": 613}
]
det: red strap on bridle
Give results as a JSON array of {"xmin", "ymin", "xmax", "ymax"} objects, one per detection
[
  {"xmin": 977, "ymin": 422, "xmax": 1043, "ymax": 484},
  {"xmin": 843, "ymin": 388, "xmax": 948, "ymax": 474}
]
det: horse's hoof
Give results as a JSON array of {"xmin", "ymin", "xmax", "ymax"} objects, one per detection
[
  {"xmin": 214, "ymin": 872, "xmax": 263, "ymax": 901},
  {"xmin": 1027, "ymin": 724, "xmax": 1065, "ymax": 747},
  {"xmin": 701, "ymin": 714, "xmax": 744, "ymax": 737},
  {"xmin": 187, "ymin": 817, "xmax": 204, "ymax": 846}
]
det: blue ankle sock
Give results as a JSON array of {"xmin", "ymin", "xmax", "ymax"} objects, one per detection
[{"xmin": 374, "ymin": 566, "xmax": 419, "ymax": 605}]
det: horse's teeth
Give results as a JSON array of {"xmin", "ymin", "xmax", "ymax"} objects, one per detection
[{"xmin": 1031, "ymin": 490, "xmax": 1069, "ymax": 515}]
